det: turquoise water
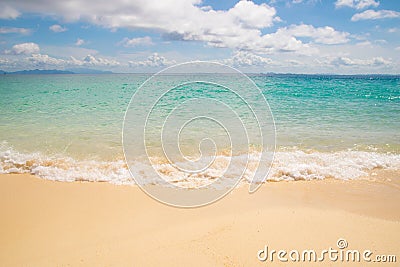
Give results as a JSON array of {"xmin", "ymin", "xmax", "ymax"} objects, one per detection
[
  {"xmin": 0, "ymin": 74, "xmax": 142, "ymax": 160},
  {"xmin": 0, "ymin": 74, "xmax": 399, "ymax": 184},
  {"xmin": 256, "ymin": 75, "xmax": 400, "ymax": 152}
]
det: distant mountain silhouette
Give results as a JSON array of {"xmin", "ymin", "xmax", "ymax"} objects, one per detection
[
  {"xmin": 65, "ymin": 68, "xmax": 113, "ymax": 74},
  {"xmin": 4, "ymin": 69, "xmax": 74, "ymax": 75},
  {"xmin": 2, "ymin": 68, "xmax": 114, "ymax": 75}
]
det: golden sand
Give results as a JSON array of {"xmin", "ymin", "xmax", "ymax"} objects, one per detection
[{"xmin": 0, "ymin": 173, "xmax": 399, "ymax": 266}]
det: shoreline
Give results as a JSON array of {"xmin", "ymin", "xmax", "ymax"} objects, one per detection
[
  {"xmin": 1, "ymin": 147, "xmax": 399, "ymax": 185},
  {"xmin": 1, "ymin": 173, "xmax": 399, "ymax": 266}
]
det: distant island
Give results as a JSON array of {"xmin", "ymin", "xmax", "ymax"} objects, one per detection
[
  {"xmin": 0, "ymin": 68, "xmax": 113, "ymax": 75},
  {"xmin": 0, "ymin": 69, "xmax": 397, "ymax": 77},
  {"xmin": 65, "ymin": 68, "xmax": 113, "ymax": 74}
]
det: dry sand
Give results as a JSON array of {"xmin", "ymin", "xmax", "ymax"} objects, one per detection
[{"xmin": 1, "ymin": 172, "xmax": 399, "ymax": 266}]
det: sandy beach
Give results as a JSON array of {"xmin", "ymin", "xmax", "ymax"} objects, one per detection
[
  {"xmin": 1, "ymin": 0, "xmax": 399, "ymax": 266},
  {"xmin": 1, "ymin": 172, "xmax": 399, "ymax": 266}
]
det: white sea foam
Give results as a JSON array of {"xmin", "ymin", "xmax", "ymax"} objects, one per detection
[
  {"xmin": 1, "ymin": 145, "xmax": 399, "ymax": 188},
  {"xmin": 268, "ymin": 150, "xmax": 400, "ymax": 181},
  {"xmin": 0, "ymin": 147, "xmax": 133, "ymax": 185}
]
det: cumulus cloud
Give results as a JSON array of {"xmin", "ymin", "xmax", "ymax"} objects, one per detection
[
  {"xmin": 80, "ymin": 54, "xmax": 120, "ymax": 66},
  {"xmin": 1, "ymin": 1, "xmax": 397, "ymax": 73},
  {"xmin": 223, "ymin": 51, "xmax": 273, "ymax": 67},
  {"xmin": 191, "ymin": 23, "xmax": 347, "ymax": 55},
  {"xmin": 14, "ymin": 54, "xmax": 121, "ymax": 69},
  {"xmin": 351, "ymin": 9, "xmax": 400, "ymax": 21},
  {"xmin": 5, "ymin": 42, "xmax": 40, "ymax": 55},
  {"xmin": 0, "ymin": 0, "xmax": 354, "ymax": 55},
  {"xmin": 27, "ymin": 53, "xmax": 66, "ymax": 66},
  {"xmin": 0, "ymin": 27, "xmax": 30, "ymax": 35},
  {"xmin": 49, "ymin": 24, "xmax": 67, "ymax": 33},
  {"xmin": 335, "ymin": 0, "xmax": 379, "ymax": 10},
  {"xmin": 227, "ymin": 1, "xmax": 276, "ymax": 29},
  {"xmin": 0, "ymin": 0, "xmax": 277, "ymax": 31},
  {"xmin": 3, "ymin": 53, "xmax": 121, "ymax": 69},
  {"xmin": 228, "ymin": 24, "xmax": 348, "ymax": 56},
  {"xmin": 330, "ymin": 56, "xmax": 391, "ymax": 66},
  {"xmin": 0, "ymin": 4, "xmax": 20, "ymax": 19},
  {"xmin": 119, "ymin": 36, "xmax": 153, "ymax": 47},
  {"xmin": 75, "ymin": 38, "xmax": 85, "ymax": 46},
  {"xmin": 128, "ymin": 53, "xmax": 175, "ymax": 67},
  {"xmin": 0, "ymin": 0, "xmax": 280, "ymax": 51},
  {"xmin": 276, "ymin": 24, "xmax": 350, "ymax": 45}
]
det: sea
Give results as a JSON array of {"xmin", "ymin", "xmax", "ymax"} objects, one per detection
[{"xmin": 1, "ymin": 73, "xmax": 399, "ymax": 187}]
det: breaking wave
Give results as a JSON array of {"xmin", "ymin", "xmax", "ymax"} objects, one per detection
[{"xmin": 1, "ymin": 144, "xmax": 399, "ymax": 188}]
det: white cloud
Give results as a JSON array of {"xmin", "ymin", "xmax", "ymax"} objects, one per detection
[
  {"xmin": 395, "ymin": 46, "xmax": 400, "ymax": 51},
  {"xmin": 119, "ymin": 36, "xmax": 153, "ymax": 47},
  {"xmin": 330, "ymin": 56, "xmax": 391, "ymax": 66},
  {"xmin": 128, "ymin": 53, "xmax": 175, "ymax": 67},
  {"xmin": 42, "ymin": 45, "xmax": 98, "ymax": 59},
  {"xmin": 0, "ymin": 0, "xmax": 353, "ymax": 56},
  {"xmin": 27, "ymin": 53, "xmax": 66, "ymax": 66},
  {"xmin": 0, "ymin": 48, "xmax": 122, "ymax": 70},
  {"xmin": 80, "ymin": 54, "xmax": 120, "ymax": 66},
  {"xmin": 0, "ymin": 0, "xmax": 277, "ymax": 32},
  {"xmin": 49, "ymin": 24, "xmax": 67, "ymax": 33},
  {"xmin": 0, "ymin": 0, "xmax": 280, "ymax": 52},
  {"xmin": 335, "ymin": 0, "xmax": 379, "ymax": 10},
  {"xmin": 5, "ymin": 42, "xmax": 40, "ymax": 55},
  {"xmin": 195, "ymin": 23, "xmax": 348, "ymax": 55},
  {"xmin": 276, "ymin": 24, "xmax": 350, "ymax": 45},
  {"xmin": 23, "ymin": 54, "xmax": 119, "ymax": 68},
  {"xmin": 223, "ymin": 51, "xmax": 273, "ymax": 67},
  {"xmin": 0, "ymin": 1, "xmax": 397, "ymax": 73},
  {"xmin": 0, "ymin": 58, "xmax": 11, "ymax": 65},
  {"xmin": 0, "ymin": 49, "xmax": 397, "ymax": 73},
  {"xmin": 374, "ymin": 39, "xmax": 387, "ymax": 44},
  {"xmin": 331, "ymin": 56, "xmax": 357, "ymax": 66},
  {"xmin": 75, "ymin": 38, "xmax": 85, "ymax": 46},
  {"xmin": 351, "ymin": 9, "xmax": 400, "ymax": 21},
  {"xmin": 227, "ymin": 1, "xmax": 276, "ymax": 29},
  {"xmin": 0, "ymin": 4, "xmax": 20, "ymax": 19},
  {"xmin": 371, "ymin": 57, "xmax": 391, "ymax": 66},
  {"xmin": 0, "ymin": 27, "xmax": 30, "ymax": 34},
  {"xmin": 356, "ymin": 40, "xmax": 372, "ymax": 46},
  {"xmin": 256, "ymin": 31, "xmax": 313, "ymax": 54}
]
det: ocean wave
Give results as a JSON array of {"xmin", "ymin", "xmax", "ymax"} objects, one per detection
[
  {"xmin": 0, "ymin": 144, "xmax": 132, "ymax": 185},
  {"xmin": 1, "ymin": 145, "xmax": 399, "ymax": 188}
]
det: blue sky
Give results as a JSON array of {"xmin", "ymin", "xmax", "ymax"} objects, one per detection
[{"xmin": 0, "ymin": 0, "xmax": 399, "ymax": 73}]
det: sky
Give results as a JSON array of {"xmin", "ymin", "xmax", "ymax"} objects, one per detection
[{"xmin": 0, "ymin": 0, "xmax": 399, "ymax": 74}]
